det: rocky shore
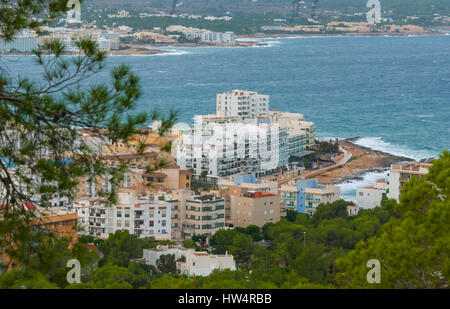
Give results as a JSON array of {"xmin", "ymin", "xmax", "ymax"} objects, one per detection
[{"xmin": 316, "ymin": 138, "xmax": 414, "ymax": 185}]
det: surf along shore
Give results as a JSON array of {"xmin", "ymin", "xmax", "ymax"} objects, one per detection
[{"xmin": 315, "ymin": 138, "xmax": 415, "ymax": 185}]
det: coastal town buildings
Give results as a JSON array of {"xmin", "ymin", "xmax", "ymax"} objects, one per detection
[
  {"xmin": 166, "ymin": 25, "xmax": 236, "ymax": 43},
  {"xmin": 387, "ymin": 163, "xmax": 431, "ymax": 202},
  {"xmin": 176, "ymin": 91, "xmax": 317, "ymax": 179},
  {"xmin": 0, "ymin": 36, "xmax": 38, "ymax": 53},
  {"xmin": 356, "ymin": 179, "xmax": 389, "ymax": 209},
  {"xmin": 280, "ymin": 179, "xmax": 340, "ymax": 215},
  {"xmin": 177, "ymin": 115, "xmax": 287, "ymax": 178}
]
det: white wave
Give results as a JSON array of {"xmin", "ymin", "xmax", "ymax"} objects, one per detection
[
  {"xmin": 353, "ymin": 137, "xmax": 435, "ymax": 161},
  {"xmin": 157, "ymin": 49, "xmax": 190, "ymax": 56},
  {"xmin": 337, "ymin": 170, "xmax": 388, "ymax": 202}
]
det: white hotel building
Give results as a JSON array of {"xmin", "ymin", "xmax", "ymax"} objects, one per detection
[
  {"xmin": 356, "ymin": 178, "xmax": 389, "ymax": 209},
  {"xmin": 177, "ymin": 114, "xmax": 287, "ymax": 178}
]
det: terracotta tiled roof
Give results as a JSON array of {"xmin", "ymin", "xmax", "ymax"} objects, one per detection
[
  {"xmin": 144, "ymin": 172, "xmax": 167, "ymax": 178},
  {"xmin": 102, "ymin": 152, "xmax": 158, "ymax": 160}
]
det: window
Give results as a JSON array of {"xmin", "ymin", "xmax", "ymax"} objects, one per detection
[
  {"xmin": 162, "ymin": 220, "xmax": 166, "ymax": 227},
  {"xmin": 117, "ymin": 211, "xmax": 122, "ymax": 217},
  {"xmin": 124, "ymin": 221, "xmax": 129, "ymax": 227},
  {"xmin": 149, "ymin": 221, "xmax": 154, "ymax": 227}
]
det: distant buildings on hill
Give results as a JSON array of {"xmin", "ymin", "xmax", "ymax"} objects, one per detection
[
  {"xmin": 166, "ymin": 25, "xmax": 236, "ymax": 43},
  {"xmin": 0, "ymin": 30, "xmax": 38, "ymax": 53}
]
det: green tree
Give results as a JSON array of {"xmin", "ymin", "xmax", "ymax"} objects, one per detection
[
  {"xmin": 311, "ymin": 200, "xmax": 350, "ymax": 225},
  {"xmin": 230, "ymin": 234, "xmax": 255, "ymax": 271},
  {"xmin": 210, "ymin": 228, "xmax": 238, "ymax": 254},
  {"xmin": 182, "ymin": 239, "xmax": 196, "ymax": 249},
  {"xmin": 0, "ymin": 270, "xmax": 59, "ymax": 289},
  {"xmin": 156, "ymin": 254, "xmax": 177, "ymax": 274},
  {"xmin": 245, "ymin": 225, "xmax": 262, "ymax": 241},
  {"xmin": 98, "ymin": 230, "xmax": 156, "ymax": 267},
  {"xmin": 286, "ymin": 209, "xmax": 298, "ymax": 222}
]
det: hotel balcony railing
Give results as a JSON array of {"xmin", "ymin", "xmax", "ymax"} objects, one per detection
[
  {"xmin": 281, "ymin": 195, "xmax": 296, "ymax": 200},
  {"xmin": 306, "ymin": 197, "xmax": 321, "ymax": 202}
]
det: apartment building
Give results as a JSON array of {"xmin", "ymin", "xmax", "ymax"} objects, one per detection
[
  {"xmin": 216, "ymin": 90, "xmax": 269, "ymax": 118},
  {"xmin": 74, "ymin": 191, "xmax": 172, "ymax": 240},
  {"xmin": 280, "ymin": 179, "xmax": 340, "ymax": 216},
  {"xmin": 286, "ymin": 128, "xmax": 308, "ymax": 157},
  {"xmin": 177, "ymin": 115, "xmax": 288, "ymax": 178},
  {"xmin": 219, "ymin": 174, "xmax": 279, "ymax": 226},
  {"xmin": 0, "ymin": 204, "xmax": 78, "ymax": 274},
  {"xmin": 305, "ymin": 185, "xmax": 341, "ymax": 216},
  {"xmin": 232, "ymin": 192, "xmax": 281, "ymax": 228},
  {"xmin": 387, "ymin": 163, "xmax": 431, "ymax": 202},
  {"xmin": 183, "ymin": 195, "xmax": 225, "ymax": 239},
  {"xmin": 269, "ymin": 111, "xmax": 316, "ymax": 150},
  {"xmin": 356, "ymin": 179, "xmax": 389, "ymax": 209}
]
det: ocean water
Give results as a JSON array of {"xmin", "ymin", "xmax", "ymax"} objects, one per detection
[{"xmin": 2, "ymin": 35, "xmax": 449, "ymax": 166}]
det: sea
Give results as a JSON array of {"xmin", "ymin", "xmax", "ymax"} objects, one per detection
[{"xmin": 2, "ymin": 34, "xmax": 449, "ymax": 200}]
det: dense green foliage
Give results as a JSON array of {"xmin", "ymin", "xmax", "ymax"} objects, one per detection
[{"xmin": 336, "ymin": 151, "xmax": 450, "ymax": 288}]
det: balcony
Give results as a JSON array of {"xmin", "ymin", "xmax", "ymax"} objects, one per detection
[
  {"xmin": 281, "ymin": 195, "xmax": 295, "ymax": 200},
  {"xmin": 306, "ymin": 197, "xmax": 320, "ymax": 202}
]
